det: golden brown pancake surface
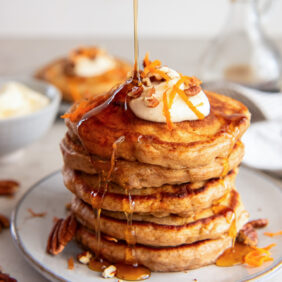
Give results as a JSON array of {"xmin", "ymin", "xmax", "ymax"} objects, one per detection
[
  {"xmin": 66, "ymin": 90, "xmax": 250, "ymax": 169},
  {"xmin": 63, "ymin": 166, "xmax": 237, "ymax": 216},
  {"xmin": 72, "ymin": 190, "xmax": 248, "ymax": 246},
  {"xmin": 61, "ymin": 133, "xmax": 244, "ymax": 189}
]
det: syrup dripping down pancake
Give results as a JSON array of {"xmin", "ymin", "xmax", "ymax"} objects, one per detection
[
  {"xmin": 63, "ymin": 166, "xmax": 237, "ymax": 216},
  {"xmin": 61, "ymin": 134, "xmax": 244, "ymax": 189},
  {"xmin": 71, "ymin": 189, "xmax": 248, "ymax": 246}
]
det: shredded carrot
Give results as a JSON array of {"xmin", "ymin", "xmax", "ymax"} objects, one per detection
[
  {"xmin": 144, "ymin": 52, "xmax": 150, "ymax": 67},
  {"xmin": 27, "ymin": 208, "xmax": 46, "ymax": 218},
  {"xmin": 61, "ymin": 100, "xmax": 95, "ymax": 122},
  {"xmin": 264, "ymin": 231, "xmax": 282, "ymax": 237},
  {"xmin": 68, "ymin": 257, "xmax": 75, "ymax": 270},
  {"xmin": 162, "ymin": 90, "xmax": 173, "ymax": 130},
  {"xmin": 244, "ymin": 244, "xmax": 275, "ymax": 267}
]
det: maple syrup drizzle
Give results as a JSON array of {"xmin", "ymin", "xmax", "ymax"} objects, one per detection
[
  {"xmin": 123, "ymin": 189, "xmax": 137, "ymax": 265},
  {"xmin": 216, "ymin": 243, "xmax": 254, "ymax": 267},
  {"xmin": 133, "ymin": 0, "xmax": 141, "ymax": 83},
  {"xmin": 115, "ymin": 263, "xmax": 151, "ymax": 281},
  {"xmin": 88, "ymin": 258, "xmax": 110, "ymax": 272}
]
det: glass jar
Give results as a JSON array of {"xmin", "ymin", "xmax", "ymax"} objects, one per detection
[{"xmin": 198, "ymin": 0, "xmax": 281, "ymax": 91}]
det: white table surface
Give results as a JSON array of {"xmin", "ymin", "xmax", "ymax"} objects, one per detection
[{"xmin": 0, "ymin": 38, "xmax": 281, "ymax": 282}]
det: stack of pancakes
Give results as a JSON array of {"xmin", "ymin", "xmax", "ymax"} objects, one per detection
[{"xmin": 61, "ymin": 90, "xmax": 251, "ymax": 272}]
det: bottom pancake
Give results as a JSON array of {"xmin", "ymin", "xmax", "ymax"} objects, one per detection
[
  {"xmin": 76, "ymin": 226, "xmax": 233, "ymax": 272},
  {"xmin": 71, "ymin": 190, "xmax": 248, "ymax": 246}
]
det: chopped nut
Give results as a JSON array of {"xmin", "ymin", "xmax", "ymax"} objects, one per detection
[
  {"xmin": 248, "ymin": 218, "xmax": 268, "ymax": 229},
  {"xmin": 46, "ymin": 215, "xmax": 77, "ymax": 255},
  {"xmin": 142, "ymin": 77, "xmax": 152, "ymax": 87},
  {"xmin": 27, "ymin": 208, "xmax": 46, "ymax": 218},
  {"xmin": 184, "ymin": 85, "xmax": 201, "ymax": 97},
  {"xmin": 144, "ymin": 87, "xmax": 159, "ymax": 108},
  {"xmin": 77, "ymin": 251, "xmax": 92, "ymax": 264},
  {"xmin": 236, "ymin": 223, "xmax": 258, "ymax": 246},
  {"xmin": 65, "ymin": 202, "xmax": 72, "ymax": 211},
  {"xmin": 0, "ymin": 180, "xmax": 19, "ymax": 196},
  {"xmin": 128, "ymin": 86, "xmax": 144, "ymax": 98},
  {"xmin": 102, "ymin": 265, "xmax": 117, "ymax": 278}
]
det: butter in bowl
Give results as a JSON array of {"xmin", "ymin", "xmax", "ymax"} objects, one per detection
[{"xmin": 0, "ymin": 78, "xmax": 61, "ymax": 158}]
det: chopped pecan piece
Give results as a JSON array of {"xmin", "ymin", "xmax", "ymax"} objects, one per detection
[
  {"xmin": 0, "ymin": 214, "xmax": 10, "ymax": 232},
  {"xmin": 0, "ymin": 271, "xmax": 17, "ymax": 282},
  {"xmin": 184, "ymin": 85, "xmax": 202, "ymax": 97},
  {"xmin": 236, "ymin": 223, "xmax": 258, "ymax": 246},
  {"xmin": 128, "ymin": 85, "xmax": 144, "ymax": 98},
  {"xmin": 142, "ymin": 77, "xmax": 152, "ymax": 87},
  {"xmin": 248, "ymin": 218, "xmax": 268, "ymax": 229},
  {"xmin": 144, "ymin": 87, "xmax": 159, "ymax": 108},
  {"xmin": 65, "ymin": 202, "xmax": 72, "ymax": 211},
  {"xmin": 46, "ymin": 215, "xmax": 77, "ymax": 255},
  {"xmin": 0, "ymin": 180, "xmax": 19, "ymax": 196},
  {"xmin": 77, "ymin": 251, "xmax": 92, "ymax": 264}
]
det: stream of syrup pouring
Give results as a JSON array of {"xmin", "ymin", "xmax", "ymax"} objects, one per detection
[{"xmin": 76, "ymin": 0, "xmax": 150, "ymax": 280}]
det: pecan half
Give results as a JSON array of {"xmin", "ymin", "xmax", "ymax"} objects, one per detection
[
  {"xmin": 0, "ymin": 214, "xmax": 10, "ymax": 232},
  {"xmin": 0, "ymin": 271, "xmax": 17, "ymax": 282},
  {"xmin": 46, "ymin": 215, "xmax": 77, "ymax": 255},
  {"xmin": 0, "ymin": 180, "xmax": 19, "ymax": 196},
  {"xmin": 236, "ymin": 223, "xmax": 258, "ymax": 246},
  {"xmin": 248, "ymin": 218, "xmax": 268, "ymax": 229}
]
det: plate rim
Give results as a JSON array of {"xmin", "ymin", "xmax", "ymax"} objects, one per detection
[{"xmin": 10, "ymin": 168, "xmax": 282, "ymax": 282}]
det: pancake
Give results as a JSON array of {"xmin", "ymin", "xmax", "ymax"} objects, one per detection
[
  {"xmin": 71, "ymin": 190, "xmax": 248, "ymax": 246},
  {"xmin": 66, "ymin": 90, "xmax": 250, "ymax": 169},
  {"xmin": 76, "ymin": 226, "xmax": 234, "ymax": 272},
  {"xmin": 35, "ymin": 57, "xmax": 131, "ymax": 102},
  {"xmin": 63, "ymin": 166, "xmax": 237, "ymax": 216},
  {"xmin": 61, "ymin": 133, "xmax": 244, "ymax": 188}
]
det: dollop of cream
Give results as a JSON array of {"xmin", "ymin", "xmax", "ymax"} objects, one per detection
[
  {"xmin": 0, "ymin": 82, "xmax": 49, "ymax": 119},
  {"xmin": 72, "ymin": 49, "xmax": 116, "ymax": 77},
  {"xmin": 129, "ymin": 66, "xmax": 210, "ymax": 122}
]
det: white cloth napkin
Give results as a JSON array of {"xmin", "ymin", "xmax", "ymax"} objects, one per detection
[{"xmin": 203, "ymin": 81, "xmax": 282, "ymax": 175}]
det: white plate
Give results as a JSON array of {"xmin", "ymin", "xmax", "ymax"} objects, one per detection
[{"xmin": 11, "ymin": 167, "xmax": 282, "ymax": 282}]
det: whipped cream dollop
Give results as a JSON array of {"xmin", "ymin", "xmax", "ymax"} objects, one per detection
[
  {"xmin": 129, "ymin": 66, "xmax": 210, "ymax": 123},
  {"xmin": 0, "ymin": 82, "xmax": 49, "ymax": 119},
  {"xmin": 71, "ymin": 47, "xmax": 116, "ymax": 77}
]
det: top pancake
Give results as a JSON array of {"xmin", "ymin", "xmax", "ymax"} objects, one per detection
[{"xmin": 66, "ymin": 85, "xmax": 250, "ymax": 169}]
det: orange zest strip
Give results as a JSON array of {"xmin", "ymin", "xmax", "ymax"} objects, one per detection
[
  {"xmin": 264, "ymin": 231, "xmax": 282, "ymax": 237},
  {"xmin": 162, "ymin": 90, "xmax": 173, "ymax": 130},
  {"xmin": 244, "ymin": 244, "xmax": 275, "ymax": 267},
  {"xmin": 175, "ymin": 88, "xmax": 205, "ymax": 119}
]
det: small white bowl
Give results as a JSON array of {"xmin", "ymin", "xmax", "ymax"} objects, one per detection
[{"xmin": 0, "ymin": 77, "xmax": 61, "ymax": 157}]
